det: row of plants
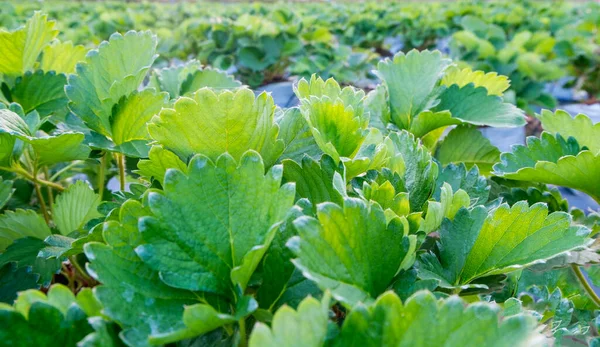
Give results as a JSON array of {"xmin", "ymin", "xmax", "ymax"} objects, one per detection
[
  {"xmin": 1, "ymin": 11, "xmax": 600, "ymax": 346},
  {"xmin": 2, "ymin": 1, "xmax": 600, "ymax": 106}
]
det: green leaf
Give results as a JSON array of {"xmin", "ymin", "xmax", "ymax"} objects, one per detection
[
  {"xmin": 0, "ymin": 284, "xmax": 93, "ymax": 345},
  {"xmin": 493, "ymin": 133, "xmax": 600, "ymax": 203},
  {"xmin": 276, "ymin": 107, "xmax": 321, "ymax": 163},
  {"xmin": 0, "ymin": 11, "xmax": 58, "ymax": 77},
  {"xmin": 432, "ymin": 84, "xmax": 526, "ymax": 128},
  {"xmin": 0, "ymin": 177, "xmax": 14, "ymax": 210},
  {"xmin": 385, "ymin": 131, "xmax": 438, "ymax": 211},
  {"xmin": 441, "ymin": 66, "xmax": 510, "ymax": 96},
  {"xmin": 135, "ymin": 151, "xmax": 295, "ymax": 298},
  {"xmin": 288, "ymin": 198, "xmax": 415, "ymax": 306},
  {"xmin": 0, "ymin": 209, "xmax": 51, "ymax": 252},
  {"xmin": 148, "ymin": 60, "xmax": 202, "ymax": 98},
  {"xmin": 537, "ymin": 109, "xmax": 600, "ymax": 154},
  {"xmin": 376, "ymin": 50, "xmax": 450, "ymax": 130},
  {"xmin": 418, "ymin": 202, "xmax": 590, "ymax": 289},
  {"xmin": 0, "ymin": 109, "xmax": 90, "ymax": 166},
  {"xmin": 40, "ymin": 40, "xmax": 87, "ymax": 75},
  {"xmin": 148, "ymin": 88, "xmax": 283, "ymax": 166},
  {"xmin": 110, "ymin": 89, "xmax": 168, "ymax": 147},
  {"xmin": 0, "ymin": 263, "xmax": 39, "ymax": 304},
  {"xmin": 435, "ymin": 125, "xmax": 500, "ymax": 175},
  {"xmin": 282, "ymin": 155, "xmax": 345, "ymax": 209},
  {"xmin": 66, "ymin": 30, "xmax": 157, "ymax": 137},
  {"xmin": 136, "ymin": 145, "xmax": 187, "ymax": 185},
  {"xmin": 10, "ymin": 70, "xmax": 68, "ymax": 117},
  {"xmin": 52, "ymin": 181, "xmax": 101, "ymax": 235},
  {"xmin": 249, "ymin": 294, "xmax": 330, "ymax": 347},
  {"xmin": 434, "ymin": 163, "xmax": 490, "ymax": 205},
  {"xmin": 180, "ymin": 68, "xmax": 242, "ymax": 95},
  {"xmin": 336, "ymin": 291, "xmax": 541, "ymax": 346},
  {"xmin": 85, "ymin": 200, "xmax": 198, "ymax": 346},
  {"xmin": 0, "ymin": 237, "xmax": 61, "ymax": 286},
  {"xmin": 420, "ymin": 183, "xmax": 470, "ymax": 234}
]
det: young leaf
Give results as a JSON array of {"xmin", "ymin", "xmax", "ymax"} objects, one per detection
[
  {"xmin": 148, "ymin": 89, "xmax": 283, "ymax": 166},
  {"xmin": 336, "ymin": 291, "xmax": 542, "ymax": 346},
  {"xmin": 135, "ymin": 151, "xmax": 295, "ymax": 297},
  {"xmin": 0, "ymin": 11, "xmax": 58, "ymax": 77},
  {"xmin": 418, "ymin": 202, "xmax": 590, "ymax": 289},
  {"xmin": 434, "ymin": 163, "xmax": 490, "ymax": 205},
  {"xmin": 66, "ymin": 30, "xmax": 158, "ymax": 137},
  {"xmin": 288, "ymin": 197, "xmax": 416, "ymax": 306},
  {"xmin": 52, "ymin": 181, "xmax": 102, "ymax": 235},
  {"xmin": 249, "ymin": 294, "xmax": 330, "ymax": 347}
]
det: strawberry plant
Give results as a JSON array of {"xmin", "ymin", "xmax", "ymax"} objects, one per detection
[{"xmin": 0, "ymin": 11, "xmax": 600, "ymax": 347}]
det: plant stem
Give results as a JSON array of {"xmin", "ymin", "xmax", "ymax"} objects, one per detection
[
  {"xmin": 117, "ymin": 153, "xmax": 126, "ymax": 191},
  {"xmin": 0, "ymin": 165, "xmax": 65, "ymax": 191},
  {"xmin": 571, "ymin": 264, "xmax": 600, "ymax": 307},
  {"xmin": 44, "ymin": 168, "xmax": 54, "ymax": 214},
  {"xmin": 70, "ymin": 256, "xmax": 92, "ymax": 283},
  {"xmin": 33, "ymin": 165, "xmax": 50, "ymax": 224},
  {"xmin": 98, "ymin": 155, "xmax": 106, "ymax": 198},
  {"xmin": 238, "ymin": 318, "xmax": 247, "ymax": 347},
  {"xmin": 49, "ymin": 161, "xmax": 80, "ymax": 181}
]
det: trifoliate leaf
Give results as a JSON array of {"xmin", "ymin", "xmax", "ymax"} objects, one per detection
[
  {"xmin": 435, "ymin": 125, "xmax": 500, "ymax": 175},
  {"xmin": 336, "ymin": 291, "xmax": 543, "ymax": 347},
  {"xmin": 136, "ymin": 146, "xmax": 187, "ymax": 185},
  {"xmin": 385, "ymin": 131, "xmax": 438, "ymax": 211},
  {"xmin": 135, "ymin": 151, "xmax": 295, "ymax": 297},
  {"xmin": 432, "ymin": 84, "xmax": 526, "ymax": 128},
  {"xmin": 418, "ymin": 202, "xmax": 590, "ymax": 289},
  {"xmin": 434, "ymin": 163, "xmax": 490, "ymax": 205},
  {"xmin": 0, "ymin": 263, "xmax": 39, "ymax": 304},
  {"xmin": 0, "ymin": 11, "xmax": 58, "ymax": 77},
  {"xmin": 537, "ymin": 110, "xmax": 600, "ymax": 154},
  {"xmin": 441, "ymin": 66, "xmax": 510, "ymax": 96},
  {"xmin": 249, "ymin": 294, "xmax": 330, "ymax": 347},
  {"xmin": 288, "ymin": 197, "xmax": 415, "ymax": 306},
  {"xmin": 180, "ymin": 68, "xmax": 242, "ymax": 95},
  {"xmin": 365, "ymin": 85, "xmax": 391, "ymax": 133},
  {"xmin": 0, "ymin": 237, "xmax": 61, "ymax": 287},
  {"xmin": 376, "ymin": 50, "xmax": 451, "ymax": 130},
  {"xmin": 493, "ymin": 133, "xmax": 600, "ymax": 203},
  {"xmin": 0, "ymin": 209, "xmax": 51, "ymax": 252},
  {"xmin": 40, "ymin": 41, "xmax": 87, "ymax": 75},
  {"xmin": 10, "ymin": 70, "xmax": 68, "ymax": 117},
  {"xmin": 276, "ymin": 107, "xmax": 321, "ymax": 163},
  {"xmin": 52, "ymin": 181, "xmax": 101, "ymax": 235},
  {"xmin": 85, "ymin": 200, "xmax": 198, "ymax": 346},
  {"xmin": 0, "ymin": 285, "xmax": 93, "ymax": 345},
  {"xmin": 148, "ymin": 89, "xmax": 283, "ymax": 166},
  {"xmin": 66, "ymin": 30, "xmax": 157, "ymax": 137}
]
